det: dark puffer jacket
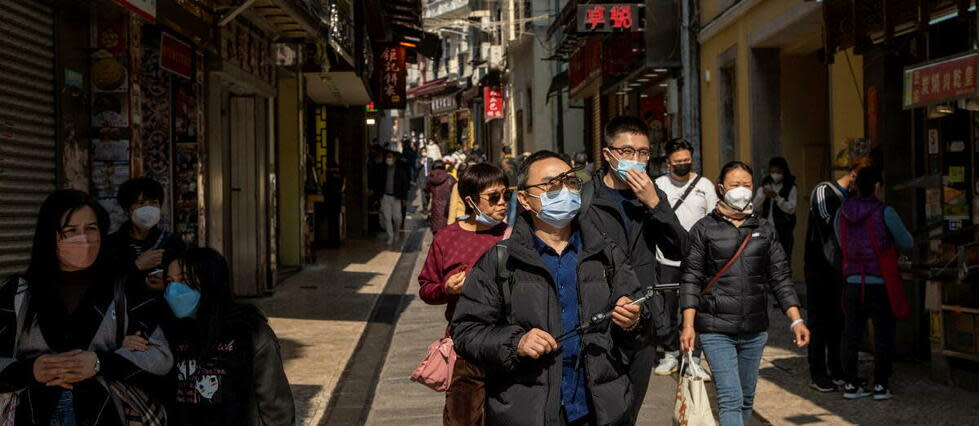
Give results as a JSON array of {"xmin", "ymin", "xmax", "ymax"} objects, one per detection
[
  {"xmin": 451, "ymin": 213, "xmax": 650, "ymax": 426},
  {"xmin": 678, "ymin": 212, "xmax": 801, "ymax": 334}
]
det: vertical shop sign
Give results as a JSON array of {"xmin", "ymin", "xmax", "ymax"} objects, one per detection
[
  {"xmin": 160, "ymin": 33, "xmax": 192, "ymax": 79},
  {"xmin": 904, "ymin": 51, "xmax": 979, "ymax": 109},
  {"xmin": 577, "ymin": 4, "xmax": 643, "ymax": 32},
  {"xmin": 375, "ymin": 44, "xmax": 406, "ymax": 109},
  {"xmin": 484, "ymin": 87, "xmax": 504, "ymax": 122},
  {"xmin": 114, "ymin": 0, "xmax": 156, "ymax": 22}
]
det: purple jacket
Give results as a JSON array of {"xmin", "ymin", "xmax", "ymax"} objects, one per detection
[{"xmin": 839, "ymin": 197, "xmax": 891, "ymax": 278}]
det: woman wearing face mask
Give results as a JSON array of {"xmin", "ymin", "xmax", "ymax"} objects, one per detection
[
  {"xmin": 678, "ymin": 161, "xmax": 810, "ymax": 426},
  {"xmin": 109, "ymin": 177, "xmax": 187, "ymax": 292},
  {"xmin": 127, "ymin": 247, "xmax": 293, "ymax": 425},
  {"xmin": 0, "ymin": 189, "xmax": 172, "ymax": 425},
  {"xmin": 752, "ymin": 157, "xmax": 798, "ymax": 262},
  {"xmin": 417, "ymin": 163, "xmax": 509, "ymax": 425}
]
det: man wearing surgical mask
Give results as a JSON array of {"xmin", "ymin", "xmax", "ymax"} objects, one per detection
[
  {"xmin": 452, "ymin": 151, "xmax": 648, "ymax": 426},
  {"xmin": 109, "ymin": 177, "xmax": 186, "ymax": 291},
  {"xmin": 578, "ymin": 116, "xmax": 688, "ymax": 424}
]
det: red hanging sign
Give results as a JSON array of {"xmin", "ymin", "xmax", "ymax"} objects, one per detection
[
  {"xmin": 484, "ymin": 87, "xmax": 504, "ymax": 122},
  {"xmin": 160, "ymin": 33, "xmax": 192, "ymax": 79},
  {"xmin": 374, "ymin": 44, "xmax": 407, "ymax": 109},
  {"xmin": 577, "ymin": 4, "xmax": 643, "ymax": 32},
  {"xmin": 904, "ymin": 51, "xmax": 979, "ymax": 109}
]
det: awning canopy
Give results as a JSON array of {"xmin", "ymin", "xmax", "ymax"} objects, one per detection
[
  {"xmin": 306, "ymin": 72, "xmax": 371, "ymax": 105},
  {"xmin": 220, "ymin": 0, "xmax": 326, "ymax": 41}
]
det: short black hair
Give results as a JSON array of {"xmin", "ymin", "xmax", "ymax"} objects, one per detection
[
  {"xmin": 517, "ymin": 150, "xmax": 570, "ymax": 188},
  {"xmin": 665, "ymin": 138, "xmax": 694, "ymax": 157},
  {"xmin": 502, "ymin": 146, "xmax": 512, "ymax": 155},
  {"xmin": 603, "ymin": 116, "xmax": 649, "ymax": 146},
  {"xmin": 433, "ymin": 160, "xmax": 446, "ymax": 170},
  {"xmin": 717, "ymin": 161, "xmax": 754, "ymax": 193},
  {"xmin": 855, "ymin": 165, "xmax": 882, "ymax": 198},
  {"xmin": 768, "ymin": 156, "xmax": 792, "ymax": 176},
  {"xmin": 118, "ymin": 177, "xmax": 164, "ymax": 210},
  {"xmin": 459, "ymin": 163, "xmax": 508, "ymax": 214}
]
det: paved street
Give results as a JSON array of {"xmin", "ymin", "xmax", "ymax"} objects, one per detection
[{"xmin": 250, "ymin": 209, "xmax": 979, "ymax": 425}]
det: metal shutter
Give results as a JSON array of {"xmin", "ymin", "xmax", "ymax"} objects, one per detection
[{"xmin": 0, "ymin": 0, "xmax": 56, "ymax": 280}]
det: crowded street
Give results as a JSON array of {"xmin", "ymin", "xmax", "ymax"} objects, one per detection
[{"xmin": 4, "ymin": 0, "xmax": 979, "ymax": 425}]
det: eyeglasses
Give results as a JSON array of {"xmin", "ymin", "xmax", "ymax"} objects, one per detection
[
  {"xmin": 522, "ymin": 167, "xmax": 584, "ymax": 194},
  {"xmin": 475, "ymin": 190, "xmax": 510, "ymax": 205},
  {"xmin": 608, "ymin": 146, "xmax": 652, "ymax": 160}
]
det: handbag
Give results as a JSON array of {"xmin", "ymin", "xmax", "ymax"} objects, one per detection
[
  {"xmin": 410, "ymin": 336, "xmax": 457, "ymax": 392},
  {"xmin": 673, "ymin": 351, "xmax": 716, "ymax": 426}
]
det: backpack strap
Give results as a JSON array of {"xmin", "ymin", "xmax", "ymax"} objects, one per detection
[
  {"xmin": 494, "ymin": 244, "xmax": 515, "ymax": 324},
  {"xmin": 699, "ymin": 232, "xmax": 752, "ymax": 296},
  {"xmin": 672, "ymin": 175, "xmax": 703, "ymax": 210}
]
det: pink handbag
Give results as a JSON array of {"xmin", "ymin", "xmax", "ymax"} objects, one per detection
[{"xmin": 410, "ymin": 336, "xmax": 457, "ymax": 392}]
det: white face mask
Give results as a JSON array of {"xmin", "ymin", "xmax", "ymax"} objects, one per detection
[
  {"xmin": 385, "ymin": 158, "xmax": 396, "ymax": 166},
  {"xmin": 132, "ymin": 205, "xmax": 162, "ymax": 230},
  {"xmin": 770, "ymin": 173, "xmax": 783, "ymax": 183},
  {"xmin": 722, "ymin": 187, "xmax": 753, "ymax": 211}
]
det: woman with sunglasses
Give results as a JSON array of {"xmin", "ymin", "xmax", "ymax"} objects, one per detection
[
  {"xmin": 124, "ymin": 247, "xmax": 293, "ymax": 425},
  {"xmin": 418, "ymin": 163, "xmax": 509, "ymax": 425},
  {"xmin": 0, "ymin": 190, "xmax": 172, "ymax": 425}
]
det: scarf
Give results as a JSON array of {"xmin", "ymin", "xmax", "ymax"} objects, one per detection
[{"xmin": 715, "ymin": 200, "xmax": 753, "ymax": 222}]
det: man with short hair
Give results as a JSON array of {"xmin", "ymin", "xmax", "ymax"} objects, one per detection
[
  {"xmin": 805, "ymin": 156, "xmax": 873, "ymax": 392},
  {"xmin": 651, "ymin": 138, "xmax": 718, "ymax": 376},
  {"xmin": 371, "ymin": 150, "xmax": 411, "ymax": 244},
  {"xmin": 578, "ymin": 116, "xmax": 687, "ymax": 424},
  {"xmin": 109, "ymin": 177, "xmax": 186, "ymax": 291},
  {"xmin": 452, "ymin": 151, "xmax": 648, "ymax": 426}
]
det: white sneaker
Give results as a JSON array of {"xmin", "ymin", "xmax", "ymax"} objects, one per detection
[{"xmin": 655, "ymin": 352, "xmax": 679, "ymax": 376}]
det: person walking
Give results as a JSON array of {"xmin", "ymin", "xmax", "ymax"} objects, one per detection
[
  {"xmin": 373, "ymin": 150, "xmax": 411, "ymax": 244},
  {"xmin": 426, "ymin": 138, "xmax": 444, "ymax": 161},
  {"xmin": 753, "ymin": 157, "xmax": 798, "ymax": 261},
  {"xmin": 836, "ymin": 166, "xmax": 913, "ymax": 401},
  {"xmin": 417, "ymin": 147, "xmax": 434, "ymax": 213},
  {"xmin": 804, "ymin": 157, "xmax": 873, "ymax": 392},
  {"xmin": 425, "ymin": 161, "xmax": 457, "ymax": 234},
  {"xmin": 679, "ymin": 161, "xmax": 810, "ymax": 426},
  {"xmin": 651, "ymin": 138, "xmax": 718, "ymax": 377},
  {"xmin": 0, "ymin": 189, "xmax": 173, "ymax": 425},
  {"xmin": 578, "ymin": 116, "xmax": 687, "ymax": 424},
  {"xmin": 109, "ymin": 177, "xmax": 187, "ymax": 292},
  {"xmin": 418, "ymin": 164, "xmax": 510, "ymax": 425},
  {"xmin": 452, "ymin": 151, "xmax": 647, "ymax": 426}
]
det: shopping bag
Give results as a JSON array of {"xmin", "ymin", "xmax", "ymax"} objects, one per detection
[
  {"xmin": 673, "ymin": 352, "xmax": 716, "ymax": 426},
  {"xmin": 410, "ymin": 336, "xmax": 457, "ymax": 392}
]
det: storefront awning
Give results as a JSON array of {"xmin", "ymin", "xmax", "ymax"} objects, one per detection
[
  {"xmin": 306, "ymin": 72, "xmax": 371, "ymax": 105},
  {"xmin": 408, "ymin": 78, "xmax": 455, "ymax": 98},
  {"xmin": 546, "ymin": 70, "xmax": 568, "ymax": 101},
  {"xmin": 220, "ymin": 0, "xmax": 326, "ymax": 41}
]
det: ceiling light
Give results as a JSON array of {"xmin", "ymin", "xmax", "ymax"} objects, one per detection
[
  {"xmin": 366, "ymin": 118, "xmax": 377, "ymax": 125},
  {"xmin": 644, "ymin": 73, "xmax": 656, "ymax": 78},
  {"xmin": 640, "ymin": 94, "xmax": 649, "ymax": 98},
  {"xmin": 936, "ymin": 104, "xmax": 955, "ymax": 114},
  {"xmin": 654, "ymin": 68, "xmax": 668, "ymax": 72},
  {"xmin": 659, "ymin": 83, "xmax": 668, "ymax": 87},
  {"xmin": 629, "ymin": 83, "xmax": 641, "ymax": 87},
  {"xmin": 637, "ymin": 78, "xmax": 649, "ymax": 82}
]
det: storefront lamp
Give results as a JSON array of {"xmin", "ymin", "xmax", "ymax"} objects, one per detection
[
  {"xmin": 959, "ymin": 98, "xmax": 979, "ymax": 111},
  {"xmin": 366, "ymin": 118, "xmax": 377, "ymax": 125}
]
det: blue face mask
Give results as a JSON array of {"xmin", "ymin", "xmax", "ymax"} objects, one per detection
[
  {"xmin": 528, "ymin": 187, "xmax": 581, "ymax": 228},
  {"xmin": 610, "ymin": 152, "xmax": 647, "ymax": 181},
  {"xmin": 164, "ymin": 282, "xmax": 201, "ymax": 319},
  {"xmin": 471, "ymin": 202, "xmax": 502, "ymax": 227}
]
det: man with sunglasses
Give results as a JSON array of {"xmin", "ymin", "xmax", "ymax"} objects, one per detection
[
  {"xmin": 579, "ymin": 116, "xmax": 688, "ymax": 424},
  {"xmin": 452, "ymin": 151, "xmax": 648, "ymax": 426}
]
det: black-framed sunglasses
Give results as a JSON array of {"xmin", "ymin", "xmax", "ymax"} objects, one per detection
[
  {"xmin": 474, "ymin": 190, "xmax": 511, "ymax": 205},
  {"xmin": 521, "ymin": 166, "xmax": 584, "ymax": 194}
]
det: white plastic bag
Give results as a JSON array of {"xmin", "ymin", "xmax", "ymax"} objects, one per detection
[{"xmin": 673, "ymin": 351, "xmax": 716, "ymax": 426}]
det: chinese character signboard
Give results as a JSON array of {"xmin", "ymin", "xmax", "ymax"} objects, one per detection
[
  {"xmin": 484, "ymin": 87, "xmax": 504, "ymax": 122},
  {"xmin": 374, "ymin": 44, "xmax": 406, "ymax": 109},
  {"xmin": 904, "ymin": 51, "xmax": 979, "ymax": 109},
  {"xmin": 160, "ymin": 33, "xmax": 192, "ymax": 79},
  {"xmin": 114, "ymin": 0, "xmax": 156, "ymax": 22},
  {"xmin": 577, "ymin": 4, "xmax": 643, "ymax": 32}
]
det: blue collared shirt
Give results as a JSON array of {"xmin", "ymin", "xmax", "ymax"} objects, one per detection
[{"xmin": 533, "ymin": 230, "xmax": 589, "ymax": 422}]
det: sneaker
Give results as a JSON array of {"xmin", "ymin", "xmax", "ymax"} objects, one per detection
[
  {"xmin": 832, "ymin": 377, "xmax": 847, "ymax": 388},
  {"xmin": 872, "ymin": 384, "xmax": 893, "ymax": 401},
  {"xmin": 843, "ymin": 383, "xmax": 871, "ymax": 400},
  {"xmin": 654, "ymin": 352, "xmax": 679, "ymax": 376},
  {"xmin": 810, "ymin": 376, "xmax": 838, "ymax": 393}
]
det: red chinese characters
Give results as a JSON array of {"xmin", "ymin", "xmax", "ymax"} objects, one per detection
[
  {"xmin": 905, "ymin": 52, "xmax": 979, "ymax": 109},
  {"xmin": 578, "ymin": 4, "xmax": 641, "ymax": 32},
  {"xmin": 484, "ymin": 87, "xmax": 504, "ymax": 122},
  {"xmin": 585, "ymin": 6, "xmax": 606, "ymax": 30},
  {"xmin": 610, "ymin": 6, "xmax": 633, "ymax": 29},
  {"xmin": 374, "ymin": 44, "xmax": 407, "ymax": 109}
]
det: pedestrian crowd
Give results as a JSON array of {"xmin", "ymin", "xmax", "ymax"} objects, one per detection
[
  {"xmin": 412, "ymin": 115, "xmax": 912, "ymax": 425},
  {"xmin": 0, "ymin": 178, "xmax": 294, "ymax": 425}
]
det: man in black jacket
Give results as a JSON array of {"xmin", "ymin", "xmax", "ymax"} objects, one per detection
[
  {"xmin": 452, "ymin": 151, "xmax": 648, "ymax": 426},
  {"xmin": 371, "ymin": 150, "xmax": 412, "ymax": 244},
  {"xmin": 578, "ymin": 116, "xmax": 687, "ymax": 424},
  {"xmin": 804, "ymin": 156, "xmax": 872, "ymax": 392}
]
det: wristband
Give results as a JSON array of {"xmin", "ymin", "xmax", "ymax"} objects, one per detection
[{"xmin": 789, "ymin": 319, "xmax": 804, "ymax": 330}]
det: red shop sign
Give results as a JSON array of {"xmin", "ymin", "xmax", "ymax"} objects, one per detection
[
  {"xmin": 114, "ymin": 0, "xmax": 156, "ymax": 22},
  {"xmin": 374, "ymin": 44, "xmax": 407, "ymax": 109},
  {"xmin": 160, "ymin": 33, "xmax": 192, "ymax": 79},
  {"xmin": 484, "ymin": 87, "xmax": 504, "ymax": 122},
  {"xmin": 904, "ymin": 51, "xmax": 979, "ymax": 109},
  {"xmin": 577, "ymin": 4, "xmax": 643, "ymax": 33}
]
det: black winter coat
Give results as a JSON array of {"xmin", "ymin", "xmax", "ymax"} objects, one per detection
[
  {"xmin": 451, "ymin": 213, "xmax": 650, "ymax": 426},
  {"xmin": 579, "ymin": 170, "xmax": 688, "ymax": 335},
  {"xmin": 678, "ymin": 212, "xmax": 801, "ymax": 335}
]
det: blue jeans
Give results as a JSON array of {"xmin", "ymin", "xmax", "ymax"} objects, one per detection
[
  {"xmin": 699, "ymin": 332, "xmax": 768, "ymax": 426},
  {"xmin": 49, "ymin": 391, "xmax": 77, "ymax": 426}
]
